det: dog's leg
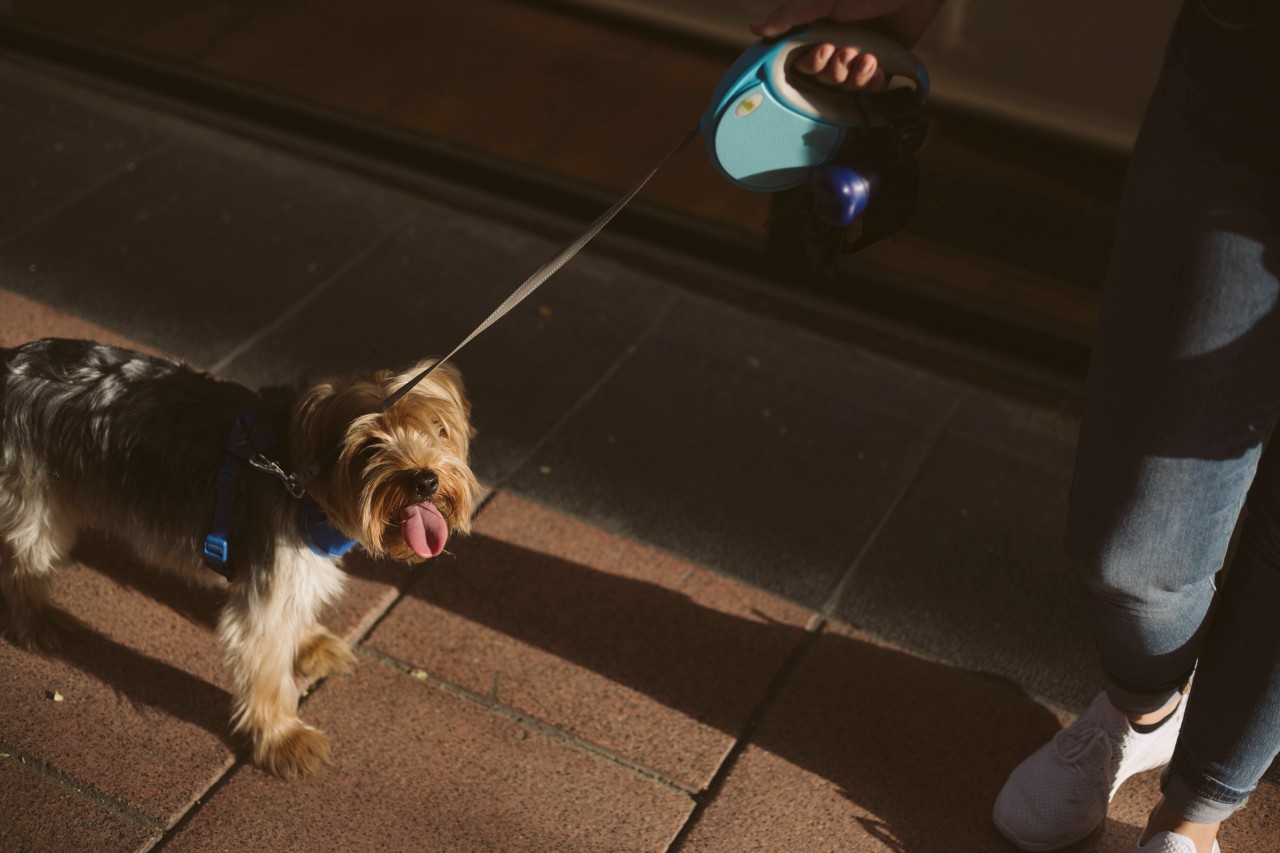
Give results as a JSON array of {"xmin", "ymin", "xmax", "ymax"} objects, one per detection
[
  {"xmin": 0, "ymin": 488, "xmax": 75, "ymax": 651},
  {"xmin": 218, "ymin": 550, "xmax": 346, "ymax": 779},
  {"xmin": 294, "ymin": 626, "xmax": 357, "ymax": 681}
]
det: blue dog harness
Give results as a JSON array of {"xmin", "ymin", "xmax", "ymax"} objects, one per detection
[
  {"xmin": 297, "ymin": 493, "xmax": 358, "ymax": 560},
  {"xmin": 202, "ymin": 404, "xmax": 355, "ymax": 580}
]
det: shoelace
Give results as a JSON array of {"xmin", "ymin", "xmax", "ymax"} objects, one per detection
[{"xmin": 1053, "ymin": 718, "xmax": 1114, "ymax": 790}]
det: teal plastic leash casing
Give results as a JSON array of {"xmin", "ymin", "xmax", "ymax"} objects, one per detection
[{"xmin": 700, "ymin": 26, "xmax": 929, "ymax": 193}]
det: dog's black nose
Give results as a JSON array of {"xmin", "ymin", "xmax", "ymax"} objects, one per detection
[{"xmin": 411, "ymin": 470, "xmax": 439, "ymax": 501}]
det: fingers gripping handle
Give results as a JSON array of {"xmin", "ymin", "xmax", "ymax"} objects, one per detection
[
  {"xmin": 700, "ymin": 24, "xmax": 928, "ymax": 192},
  {"xmin": 769, "ymin": 25, "xmax": 929, "ymax": 124}
]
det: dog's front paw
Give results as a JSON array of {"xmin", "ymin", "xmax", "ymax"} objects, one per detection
[
  {"xmin": 256, "ymin": 722, "xmax": 332, "ymax": 779},
  {"xmin": 294, "ymin": 630, "xmax": 358, "ymax": 681}
]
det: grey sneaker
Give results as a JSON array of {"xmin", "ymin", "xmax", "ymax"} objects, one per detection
[{"xmin": 993, "ymin": 691, "xmax": 1186, "ymax": 851}]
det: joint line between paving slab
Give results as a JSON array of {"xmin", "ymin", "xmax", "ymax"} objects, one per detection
[
  {"xmin": 666, "ymin": 615, "xmax": 826, "ymax": 852},
  {"xmin": 818, "ymin": 391, "xmax": 969, "ymax": 619},
  {"xmin": 207, "ymin": 209, "xmax": 418, "ymax": 376},
  {"xmin": 154, "ymin": 491, "xmax": 511, "ymax": 848},
  {"xmin": 0, "ymin": 741, "xmax": 165, "ymax": 839},
  {"xmin": 358, "ymin": 645, "xmax": 698, "ymax": 797},
  {"xmin": 149, "ymin": 758, "xmax": 253, "ymax": 853},
  {"xmin": 488, "ymin": 289, "xmax": 682, "ymax": 493},
  {"xmin": 0, "ymin": 139, "xmax": 176, "ymax": 252},
  {"xmin": 349, "ymin": 488, "xmax": 501, "ymax": 650},
  {"xmin": 669, "ymin": 393, "xmax": 965, "ymax": 849},
  {"xmin": 149, "ymin": 662, "xmax": 354, "ymax": 851}
]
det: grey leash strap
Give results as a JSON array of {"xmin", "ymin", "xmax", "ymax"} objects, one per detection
[
  {"xmin": 281, "ymin": 127, "xmax": 699, "ymax": 497},
  {"xmin": 379, "ymin": 127, "xmax": 698, "ymax": 413}
]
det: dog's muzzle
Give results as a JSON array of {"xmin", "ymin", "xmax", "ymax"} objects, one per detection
[{"xmin": 412, "ymin": 470, "xmax": 439, "ymax": 501}]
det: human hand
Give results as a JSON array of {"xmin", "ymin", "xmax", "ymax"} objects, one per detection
[{"xmin": 751, "ymin": 0, "xmax": 945, "ymax": 92}]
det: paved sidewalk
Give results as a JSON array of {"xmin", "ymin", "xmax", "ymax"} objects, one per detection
[{"xmin": 0, "ymin": 54, "xmax": 1276, "ymax": 853}]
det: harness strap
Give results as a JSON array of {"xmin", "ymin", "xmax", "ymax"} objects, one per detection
[
  {"xmin": 204, "ymin": 404, "xmax": 356, "ymax": 576},
  {"xmin": 298, "ymin": 493, "xmax": 357, "ymax": 558},
  {"xmin": 203, "ymin": 403, "xmax": 274, "ymax": 579}
]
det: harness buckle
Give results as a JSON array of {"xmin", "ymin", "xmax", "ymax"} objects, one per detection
[{"xmin": 202, "ymin": 534, "xmax": 232, "ymax": 580}]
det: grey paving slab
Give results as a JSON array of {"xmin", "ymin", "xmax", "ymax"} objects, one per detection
[
  {"xmin": 833, "ymin": 388, "xmax": 1101, "ymax": 711},
  {"xmin": 0, "ymin": 110, "xmax": 410, "ymax": 368},
  {"xmin": 505, "ymin": 294, "xmax": 967, "ymax": 608},
  {"xmin": 0, "ymin": 58, "xmax": 170, "ymax": 243},
  {"xmin": 221, "ymin": 212, "xmax": 677, "ymax": 485}
]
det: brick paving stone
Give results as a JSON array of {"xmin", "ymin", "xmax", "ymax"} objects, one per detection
[
  {"xmin": 678, "ymin": 621, "xmax": 1072, "ymax": 851},
  {"xmin": 0, "ymin": 759, "xmax": 158, "ymax": 853},
  {"xmin": 677, "ymin": 619, "xmax": 1280, "ymax": 852},
  {"xmin": 164, "ymin": 660, "xmax": 694, "ymax": 853},
  {"xmin": 0, "ymin": 558, "xmax": 236, "ymax": 827},
  {"xmin": 0, "ymin": 289, "xmax": 160, "ymax": 351},
  {"xmin": 0, "ymin": 499, "xmax": 405, "ymax": 828},
  {"xmin": 366, "ymin": 493, "xmax": 815, "ymax": 791}
]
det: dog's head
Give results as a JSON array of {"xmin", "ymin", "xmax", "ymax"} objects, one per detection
[{"xmin": 291, "ymin": 359, "xmax": 479, "ymax": 562}]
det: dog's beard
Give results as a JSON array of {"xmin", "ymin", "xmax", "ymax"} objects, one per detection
[
  {"xmin": 354, "ymin": 443, "xmax": 476, "ymax": 561},
  {"xmin": 292, "ymin": 360, "xmax": 478, "ymax": 562}
]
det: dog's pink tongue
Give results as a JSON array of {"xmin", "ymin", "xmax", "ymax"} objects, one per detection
[{"xmin": 400, "ymin": 502, "xmax": 448, "ymax": 558}]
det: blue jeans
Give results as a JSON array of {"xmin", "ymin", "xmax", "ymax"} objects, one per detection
[{"xmin": 1063, "ymin": 0, "xmax": 1280, "ymax": 826}]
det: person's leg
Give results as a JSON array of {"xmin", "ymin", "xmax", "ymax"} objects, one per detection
[
  {"xmin": 1134, "ymin": 461, "xmax": 1280, "ymax": 850},
  {"xmin": 1065, "ymin": 0, "xmax": 1280, "ymax": 722},
  {"xmin": 1069, "ymin": 0, "xmax": 1280, "ymax": 834},
  {"xmin": 997, "ymin": 3, "xmax": 1280, "ymax": 849},
  {"xmin": 1153, "ymin": 437, "xmax": 1280, "ymax": 832}
]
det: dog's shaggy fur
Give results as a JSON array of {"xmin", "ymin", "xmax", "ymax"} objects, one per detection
[{"xmin": 0, "ymin": 338, "xmax": 478, "ymax": 778}]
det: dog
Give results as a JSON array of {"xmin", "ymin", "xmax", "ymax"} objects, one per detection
[{"xmin": 0, "ymin": 338, "xmax": 479, "ymax": 778}]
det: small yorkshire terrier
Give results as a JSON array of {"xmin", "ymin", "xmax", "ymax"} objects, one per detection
[{"xmin": 0, "ymin": 338, "xmax": 479, "ymax": 778}]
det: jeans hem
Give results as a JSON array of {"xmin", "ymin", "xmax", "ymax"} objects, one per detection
[
  {"xmin": 1103, "ymin": 675, "xmax": 1191, "ymax": 717},
  {"xmin": 1161, "ymin": 753, "xmax": 1253, "ymax": 824}
]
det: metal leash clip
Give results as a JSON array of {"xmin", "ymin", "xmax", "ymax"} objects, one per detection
[{"xmin": 248, "ymin": 453, "xmax": 307, "ymax": 499}]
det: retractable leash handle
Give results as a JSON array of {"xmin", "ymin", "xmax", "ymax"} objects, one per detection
[
  {"xmin": 701, "ymin": 25, "xmax": 928, "ymax": 192},
  {"xmin": 701, "ymin": 25, "xmax": 929, "ymax": 246}
]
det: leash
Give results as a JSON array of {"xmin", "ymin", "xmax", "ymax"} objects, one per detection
[
  {"xmin": 378, "ymin": 127, "xmax": 698, "ymax": 412},
  {"xmin": 266, "ymin": 127, "xmax": 699, "ymax": 497}
]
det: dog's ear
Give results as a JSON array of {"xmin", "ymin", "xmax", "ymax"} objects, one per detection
[
  {"xmin": 291, "ymin": 374, "xmax": 383, "ymax": 473},
  {"xmin": 397, "ymin": 360, "xmax": 476, "ymax": 441}
]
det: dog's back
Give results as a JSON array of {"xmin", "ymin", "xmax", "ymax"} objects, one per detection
[{"xmin": 0, "ymin": 339, "xmax": 263, "ymax": 562}]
